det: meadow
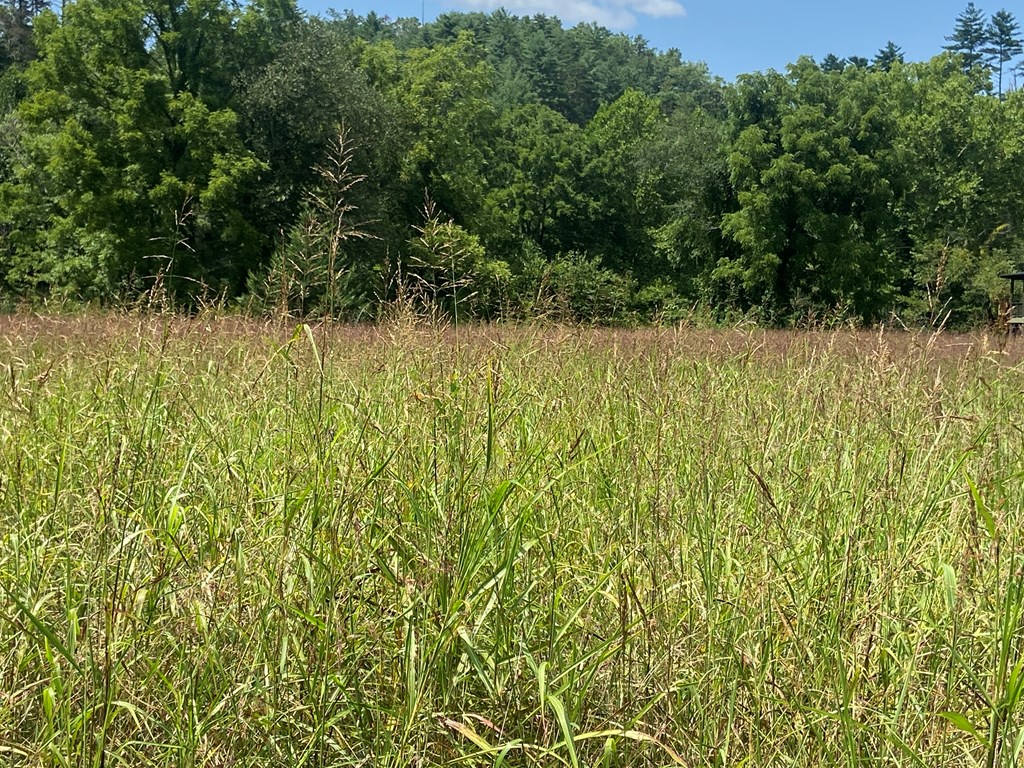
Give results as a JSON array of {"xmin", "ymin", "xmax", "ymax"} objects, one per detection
[{"xmin": 2, "ymin": 314, "xmax": 1024, "ymax": 767}]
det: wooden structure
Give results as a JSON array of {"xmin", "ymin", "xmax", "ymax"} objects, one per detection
[{"xmin": 1002, "ymin": 271, "xmax": 1024, "ymax": 332}]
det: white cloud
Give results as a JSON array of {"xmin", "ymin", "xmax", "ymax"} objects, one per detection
[
  {"xmin": 456, "ymin": 0, "xmax": 684, "ymax": 29},
  {"xmin": 621, "ymin": 0, "xmax": 684, "ymax": 18}
]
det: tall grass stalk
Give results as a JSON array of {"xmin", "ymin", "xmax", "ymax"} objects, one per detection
[{"xmin": 1, "ymin": 316, "xmax": 1023, "ymax": 766}]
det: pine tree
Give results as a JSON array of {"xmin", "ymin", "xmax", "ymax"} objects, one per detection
[
  {"xmin": 873, "ymin": 41, "xmax": 904, "ymax": 71},
  {"xmin": 820, "ymin": 53, "xmax": 846, "ymax": 73},
  {"xmin": 944, "ymin": 2, "xmax": 989, "ymax": 71},
  {"xmin": 984, "ymin": 10, "xmax": 1022, "ymax": 97},
  {"xmin": 0, "ymin": 0, "xmax": 49, "ymax": 68}
]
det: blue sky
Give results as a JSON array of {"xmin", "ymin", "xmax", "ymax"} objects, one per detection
[{"xmin": 300, "ymin": 0, "xmax": 1010, "ymax": 81}]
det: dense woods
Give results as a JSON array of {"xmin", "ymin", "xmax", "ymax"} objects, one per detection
[{"xmin": 0, "ymin": 0, "xmax": 1021, "ymax": 326}]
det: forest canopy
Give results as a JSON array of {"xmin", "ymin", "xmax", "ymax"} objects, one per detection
[{"xmin": 0, "ymin": 0, "xmax": 1021, "ymax": 326}]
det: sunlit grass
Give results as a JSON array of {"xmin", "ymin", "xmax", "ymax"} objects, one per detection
[{"xmin": 2, "ymin": 314, "xmax": 1024, "ymax": 766}]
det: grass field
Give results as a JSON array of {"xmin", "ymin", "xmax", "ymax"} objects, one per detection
[{"xmin": 2, "ymin": 314, "xmax": 1024, "ymax": 767}]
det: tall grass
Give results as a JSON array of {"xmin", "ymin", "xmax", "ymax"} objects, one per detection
[{"xmin": 2, "ymin": 315, "xmax": 1023, "ymax": 766}]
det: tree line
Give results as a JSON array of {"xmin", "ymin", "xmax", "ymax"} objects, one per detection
[{"xmin": 0, "ymin": 0, "xmax": 1021, "ymax": 326}]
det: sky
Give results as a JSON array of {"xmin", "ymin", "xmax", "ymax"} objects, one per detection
[{"xmin": 298, "ymin": 0, "xmax": 1018, "ymax": 81}]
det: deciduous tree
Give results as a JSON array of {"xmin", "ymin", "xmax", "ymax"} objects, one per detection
[
  {"xmin": 2, "ymin": 0, "xmax": 264, "ymax": 300},
  {"xmin": 721, "ymin": 59, "xmax": 902, "ymax": 321}
]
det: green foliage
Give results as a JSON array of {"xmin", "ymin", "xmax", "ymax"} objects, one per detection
[
  {"xmin": 252, "ymin": 210, "xmax": 332, "ymax": 317},
  {"xmin": 722, "ymin": 60, "xmax": 902, "ymax": 322},
  {"xmin": 891, "ymin": 59, "xmax": 1024, "ymax": 324},
  {"xmin": 0, "ymin": 4, "xmax": 1020, "ymax": 325},
  {"xmin": 581, "ymin": 89, "xmax": 663, "ymax": 278},
  {"xmin": 403, "ymin": 199, "xmax": 509, "ymax": 318},
  {"xmin": 1, "ymin": 0, "xmax": 264, "ymax": 301},
  {"xmin": 903, "ymin": 238, "xmax": 1016, "ymax": 327},
  {"xmin": 640, "ymin": 105, "xmax": 733, "ymax": 302},
  {"xmin": 250, "ymin": 131, "xmax": 378, "ymax": 319},
  {"xmin": 236, "ymin": 20, "xmax": 400, "ymax": 249},
  {"xmin": 486, "ymin": 103, "xmax": 589, "ymax": 258},
  {"xmin": 0, "ymin": 0, "xmax": 47, "ymax": 69},
  {"xmin": 873, "ymin": 41, "xmax": 904, "ymax": 71},
  {"xmin": 984, "ymin": 10, "xmax": 1022, "ymax": 97},
  {"xmin": 410, "ymin": 11, "xmax": 713, "ymax": 125},
  {"xmin": 392, "ymin": 32, "xmax": 497, "ymax": 226},
  {"xmin": 544, "ymin": 251, "xmax": 636, "ymax": 322},
  {"xmin": 945, "ymin": 2, "xmax": 990, "ymax": 72}
]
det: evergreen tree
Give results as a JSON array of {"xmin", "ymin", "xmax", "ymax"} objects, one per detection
[
  {"xmin": 0, "ymin": 0, "xmax": 48, "ymax": 68},
  {"xmin": 945, "ymin": 2, "xmax": 989, "ymax": 72},
  {"xmin": 873, "ymin": 41, "xmax": 903, "ymax": 71},
  {"xmin": 820, "ymin": 53, "xmax": 846, "ymax": 73},
  {"xmin": 984, "ymin": 10, "xmax": 1022, "ymax": 97}
]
